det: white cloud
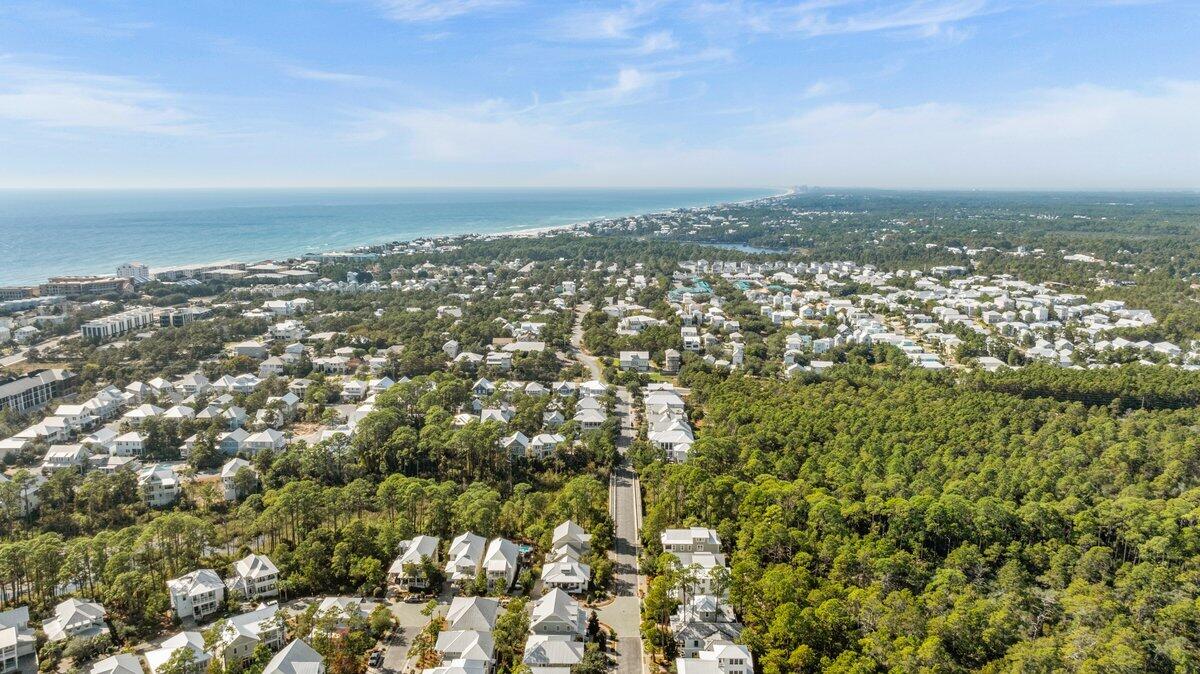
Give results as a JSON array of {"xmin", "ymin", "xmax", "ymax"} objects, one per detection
[
  {"xmin": 611, "ymin": 68, "xmax": 667, "ymax": 98},
  {"xmin": 752, "ymin": 80, "xmax": 1200, "ymax": 188},
  {"xmin": 801, "ymin": 79, "xmax": 846, "ymax": 99},
  {"xmin": 637, "ymin": 30, "xmax": 680, "ymax": 53},
  {"xmin": 0, "ymin": 3, "xmax": 153, "ymax": 38},
  {"xmin": 0, "ymin": 59, "xmax": 196, "ymax": 134},
  {"xmin": 371, "ymin": 0, "xmax": 515, "ymax": 22},
  {"xmin": 283, "ymin": 66, "xmax": 386, "ymax": 86},
  {"xmin": 552, "ymin": 67, "xmax": 682, "ymax": 111},
  {"xmin": 352, "ymin": 104, "xmax": 597, "ymax": 163},
  {"xmin": 693, "ymin": 0, "xmax": 995, "ymax": 39},
  {"xmin": 345, "ymin": 79, "xmax": 1200, "ymax": 189},
  {"xmin": 546, "ymin": 0, "xmax": 666, "ymax": 40}
]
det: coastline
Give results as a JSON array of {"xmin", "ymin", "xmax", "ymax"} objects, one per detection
[
  {"xmin": 492, "ymin": 186, "xmax": 792, "ymax": 240},
  {"xmin": 2, "ymin": 188, "xmax": 785, "ymax": 285}
]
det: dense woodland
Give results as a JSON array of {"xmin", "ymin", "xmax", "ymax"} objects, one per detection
[{"xmin": 639, "ymin": 364, "xmax": 1200, "ymax": 672}]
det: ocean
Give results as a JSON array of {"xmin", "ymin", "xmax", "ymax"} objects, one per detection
[{"xmin": 0, "ymin": 187, "xmax": 775, "ymax": 285}]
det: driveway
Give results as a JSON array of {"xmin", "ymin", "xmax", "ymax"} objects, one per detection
[{"xmin": 383, "ymin": 593, "xmax": 450, "ymax": 673}]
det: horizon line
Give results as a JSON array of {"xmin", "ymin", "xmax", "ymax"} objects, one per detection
[{"xmin": 0, "ymin": 185, "xmax": 1198, "ymax": 194}]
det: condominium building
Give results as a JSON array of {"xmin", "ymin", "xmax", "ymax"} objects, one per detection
[
  {"xmin": 0, "ymin": 369, "xmax": 74, "ymax": 413},
  {"xmin": 81, "ymin": 307, "xmax": 155, "ymax": 341},
  {"xmin": 39, "ymin": 276, "xmax": 129, "ymax": 297}
]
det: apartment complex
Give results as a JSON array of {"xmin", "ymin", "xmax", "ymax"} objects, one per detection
[
  {"xmin": 39, "ymin": 276, "xmax": 129, "ymax": 297},
  {"xmin": 0, "ymin": 369, "xmax": 75, "ymax": 413},
  {"xmin": 81, "ymin": 307, "xmax": 156, "ymax": 341}
]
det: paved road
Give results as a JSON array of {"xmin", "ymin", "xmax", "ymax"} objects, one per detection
[
  {"xmin": 570, "ymin": 302, "xmax": 604, "ymax": 381},
  {"xmin": 569, "ymin": 306, "xmax": 645, "ymax": 673},
  {"xmin": 599, "ymin": 392, "xmax": 646, "ymax": 672},
  {"xmin": 601, "ymin": 457, "xmax": 645, "ymax": 674}
]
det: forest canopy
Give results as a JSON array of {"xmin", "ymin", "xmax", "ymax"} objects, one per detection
[{"xmin": 641, "ymin": 366, "xmax": 1200, "ymax": 672}]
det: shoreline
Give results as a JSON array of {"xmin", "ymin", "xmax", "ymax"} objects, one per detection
[
  {"xmin": 486, "ymin": 186, "xmax": 793, "ymax": 240},
  {"xmin": 5, "ymin": 188, "xmax": 786, "ymax": 286}
]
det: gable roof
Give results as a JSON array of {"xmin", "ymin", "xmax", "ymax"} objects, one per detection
[
  {"xmin": 446, "ymin": 597, "xmax": 499, "ymax": 632},
  {"xmin": 263, "ymin": 640, "xmax": 324, "ymax": 674}
]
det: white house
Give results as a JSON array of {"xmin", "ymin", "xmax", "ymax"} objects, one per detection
[
  {"xmin": 262, "ymin": 640, "xmax": 324, "ymax": 674},
  {"xmin": 227, "ymin": 554, "xmax": 279, "ymax": 600},
  {"xmin": 434, "ymin": 630, "xmax": 494, "ymax": 666},
  {"xmin": 671, "ymin": 595, "xmax": 743, "ymax": 658},
  {"xmin": 230, "ymin": 341, "xmax": 268, "ymax": 360},
  {"xmin": 0, "ymin": 606, "xmax": 36, "ymax": 674},
  {"xmin": 221, "ymin": 458, "xmax": 257, "ymax": 501},
  {"xmin": 138, "ymin": 464, "xmax": 181, "ymax": 507},
  {"xmin": 41, "ymin": 444, "xmax": 89, "ymax": 473},
  {"xmin": 167, "ymin": 569, "xmax": 225, "ymax": 621},
  {"xmin": 482, "ymin": 538, "xmax": 519, "ymax": 593},
  {"xmin": 42, "ymin": 598, "xmax": 108, "ymax": 642},
  {"xmin": 445, "ymin": 597, "xmax": 499, "ymax": 633},
  {"xmin": 388, "ymin": 536, "xmax": 440, "ymax": 591},
  {"xmin": 444, "ymin": 533, "xmax": 487, "ymax": 586},
  {"xmin": 123, "ymin": 403, "xmax": 165, "ymax": 425},
  {"xmin": 579, "ymin": 380, "xmax": 607, "ymax": 398},
  {"xmin": 551, "ymin": 521, "xmax": 592, "ymax": 556},
  {"xmin": 145, "ymin": 632, "xmax": 210, "ymax": 674},
  {"xmin": 528, "ymin": 433, "xmax": 565, "ymax": 458},
  {"xmin": 675, "ymin": 642, "xmax": 754, "ymax": 674},
  {"xmin": 213, "ymin": 605, "xmax": 284, "ymax": 668},
  {"xmin": 259, "ymin": 357, "xmax": 287, "ymax": 379},
  {"xmin": 243, "ymin": 429, "xmax": 286, "ymax": 454},
  {"xmin": 619, "ymin": 351, "xmax": 650, "ymax": 372},
  {"xmin": 573, "ymin": 408, "xmax": 606, "ymax": 432},
  {"xmin": 485, "ymin": 352, "xmax": 512, "ymax": 372},
  {"xmin": 219, "ymin": 428, "xmax": 251, "ymax": 455},
  {"xmin": 52, "ymin": 404, "xmax": 94, "ymax": 432},
  {"xmin": 523, "ymin": 635, "xmax": 585, "ymax": 671},
  {"xmin": 529, "ymin": 589, "xmax": 585, "ymax": 639},
  {"xmin": 661, "ymin": 528, "xmax": 721, "ymax": 554},
  {"xmin": 500, "ymin": 432, "xmax": 529, "ymax": 458},
  {"xmin": 176, "ymin": 373, "xmax": 211, "ymax": 395},
  {"xmin": 540, "ymin": 558, "xmax": 591, "ymax": 595},
  {"xmin": 113, "ymin": 431, "xmax": 145, "ymax": 457},
  {"xmin": 163, "ymin": 405, "xmax": 196, "ymax": 421},
  {"xmin": 87, "ymin": 654, "xmax": 142, "ymax": 674}
]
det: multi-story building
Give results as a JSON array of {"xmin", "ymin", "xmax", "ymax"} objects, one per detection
[
  {"xmin": 138, "ymin": 464, "xmax": 181, "ymax": 507},
  {"xmin": 213, "ymin": 606, "xmax": 284, "ymax": 668},
  {"xmin": 0, "ymin": 287, "xmax": 34, "ymax": 301},
  {"xmin": 227, "ymin": 554, "xmax": 279, "ymax": 600},
  {"xmin": 39, "ymin": 276, "xmax": 129, "ymax": 297},
  {"xmin": 80, "ymin": 307, "xmax": 155, "ymax": 341},
  {"xmin": 661, "ymin": 528, "xmax": 722, "ymax": 555},
  {"xmin": 116, "ymin": 262, "xmax": 150, "ymax": 284},
  {"xmin": 0, "ymin": 607, "xmax": 37, "ymax": 674},
  {"xmin": 159, "ymin": 307, "xmax": 211, "ymax": 327},
  {"xmin": 676, "ymin": 642, "xmax": 754, "ymax": 674},
  {"xmin": 167, "ymin": 569, "xmax": 226, "ymax": 621},
  {"xmin": 0, "ymin": 369, "xmax": 74, "ymax": 413}
]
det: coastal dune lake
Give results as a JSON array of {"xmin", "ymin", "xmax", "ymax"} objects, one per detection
[{"xmin": 0, "ymin": 187, "xmax": 774, "ymax": 285}]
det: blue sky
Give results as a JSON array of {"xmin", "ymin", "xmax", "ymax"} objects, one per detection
[{"xmin": 0, "ymin": 0, "xmax": 1197, "ymax": 189}]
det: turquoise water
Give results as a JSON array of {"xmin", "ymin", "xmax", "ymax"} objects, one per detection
[{"xmin": 0, "ymin": 188, "xmax": 774, "ymax": 284}]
